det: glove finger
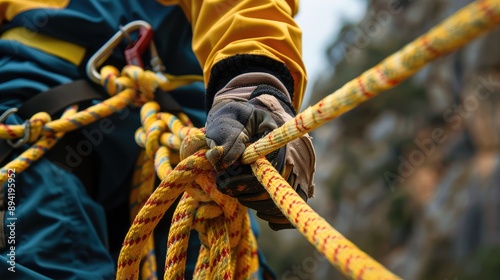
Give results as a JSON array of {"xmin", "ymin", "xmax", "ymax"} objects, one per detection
[
  {"xmin": 257, "ymin": 212, "xmax": 294, "ymax": 231},
  {"xmin": 239, "ymin": 198, "xmax": 282, "ymax": 216},
  {"xmin": 206, "ymin": 101, "xmax": 253, "ymax": 170},
  {"xmin": 205, "ymin": 145, "xmax": 224, "ymax": 169},
  {"xmin": 269, "ymin": 222, "xmax": 295, "ymax": 231},
  {"xmin": 256, "ymin": 212, "xmax": 289, "ymax": 224},
  {"xmin": 206, "ymin": 132, "xmax": 247, "ymax": 170},
  {"xmin": 215, "ymin": 144, "xmax": 285, "ymax": 197},
  {"xmin": 216, "ymin": 164, "xmax": 264, "ymax": 197},
  {"xmin": 258, "ymin": 188, "xmax": 309, "ymax": 231}
]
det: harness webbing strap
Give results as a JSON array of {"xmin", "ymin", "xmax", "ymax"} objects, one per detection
[
  {"xmin": 17, "ymin": 80, "xmax": 106, "ymax": 119},
  {"xmin": 0, "ymin": 80, "xmax": 106, "ymax": 166}
]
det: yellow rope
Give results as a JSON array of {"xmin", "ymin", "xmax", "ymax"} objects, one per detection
[
  {"xmin": 0, "ymin": 89, "xmax": 135, "ymax": 141},
  {"xmin": 130, "ymin": 100, "xmax": 198, "ymax": 279},
  {"xmin": 0, "ymin": 87, "xmax": 136, "ymax": 184},
  {"xmin": 2, "ymin": 1, "xmax": 500, "ymax": 279},
  {"xmin": 118, "ymin": 129, "xmax": 396, "ymax": 280},
  {"xmin": 117, "ymin": 130, "xmax": 260, "ymax": 280},
  {"xmin": 251, "ymin": 157, "xmax": 399, "ymax": 279},
  {"xmin": 242, "ymin": 0, "xmax": 500, "ymax": 164},
  {"xmin": 0, "ymin": 107, "xmax": 77, "ymax": 180}
]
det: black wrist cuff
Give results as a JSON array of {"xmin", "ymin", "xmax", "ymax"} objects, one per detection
[{"xmin": 206, "ymin": 54, "xmax": 295, "ymax": 112}]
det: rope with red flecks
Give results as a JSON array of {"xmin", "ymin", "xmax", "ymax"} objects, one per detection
[
  {"xmin": 118, "ymin": 128, "xmax": 260, "ymax": 280},
  {"xmin": 118, "ymin": 1, "xmax": 500, "ymax": 279},
  {"xmin": 2, "ymin": 0, "xmax": 499, "ymax": 279},
  {"xmin": 117, "ymin": 128, "xmax": 399, "ymax": 280}
]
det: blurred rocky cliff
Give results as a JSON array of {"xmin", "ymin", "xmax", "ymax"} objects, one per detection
[{"xmin": 259, "ymin": 0, "xmax": 500, "ymax": 279}]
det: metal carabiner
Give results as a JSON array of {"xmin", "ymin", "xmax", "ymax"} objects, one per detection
[
  {"xmin": 86, "ymin": 20, "xmax": 153, "ymax": 84},
  {"xmin": 0, "ymin": 108, "xmax": 18, "ymax": 123},
  {"xmin": 0, "ymin": 108, "xmax": 31, "ymax": 148}
]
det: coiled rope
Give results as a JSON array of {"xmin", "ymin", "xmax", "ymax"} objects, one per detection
[{"xmin": 1, "ymin": 0, "xmax": 499, "ymax": 279}]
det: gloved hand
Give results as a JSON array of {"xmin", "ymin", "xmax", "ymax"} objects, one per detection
[{"xmin": 205, "ymin": 72, "xmax": 316, "ymax": 230}]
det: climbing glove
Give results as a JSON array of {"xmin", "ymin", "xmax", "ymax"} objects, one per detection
[{"xmin": 205, "ymin": 72, "xmax": 316, "ymax": 230}]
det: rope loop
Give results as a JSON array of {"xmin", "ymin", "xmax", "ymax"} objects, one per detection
[{"xmin": 27, "ymin": 112, "xmax": 52, "ymax": 143}]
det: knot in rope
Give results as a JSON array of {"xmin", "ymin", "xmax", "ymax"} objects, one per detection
[
  {"xmin": 27, "ymin": 112, "xmax": 52, "ymax": 143},
  {"xmin": 119, "ymin": 129, "xmax": 260, "ymax": 280},
  {"xmin": 0, "ymin": 110, "xmax": 50, "ymax": 143},
  {"xmin": 133, "ymin": 101, "xmax": 195, "ymax": 181},
  {"xmin": 101, "ymin": 65, "xmax": 161, "ymax": 106},
  {"xmin": 177, "ymin": 132, "xmax": 246, "ymax": 249}
]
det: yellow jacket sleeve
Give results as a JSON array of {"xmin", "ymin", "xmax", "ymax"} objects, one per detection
[{"xmin": 158, "ymin": 0, "xmax": 307, "ymax": 110}]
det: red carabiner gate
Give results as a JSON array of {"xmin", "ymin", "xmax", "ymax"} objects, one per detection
[{"xmin": 124, "ymin": 26, "xmax": 154, "ymax": 68}]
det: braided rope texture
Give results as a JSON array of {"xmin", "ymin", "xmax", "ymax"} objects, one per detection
[
  {"xmin": 119, "ymin": 129, "xmax": 260, "ymax": 280},
  {"xmin": 251, "ymin": 158, "xmax": 400, "ymax": 279},
  {"xmin": 0, "ymin": 1, "xmax": 499, "ymax": 279}
]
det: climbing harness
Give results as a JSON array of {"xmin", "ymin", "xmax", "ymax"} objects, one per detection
[{"xmin": 0, "ymin": 0, "xmax": 499, "ymax": 279}]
